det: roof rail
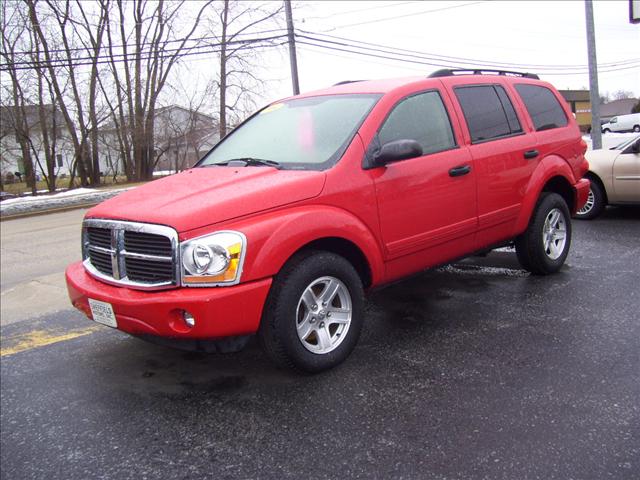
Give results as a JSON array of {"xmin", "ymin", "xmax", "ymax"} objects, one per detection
[
  {"xmin": 332, "ymin": 80, "xmax": 366, "ymax": 86},
  {"xmin": 429, "ymin": 68, "xmax": 540, "ymax": 80}
]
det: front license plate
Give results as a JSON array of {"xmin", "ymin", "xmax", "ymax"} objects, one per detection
[{"xmin": 88, "ymin": 299, "xmax": 118, "ymax": 328}]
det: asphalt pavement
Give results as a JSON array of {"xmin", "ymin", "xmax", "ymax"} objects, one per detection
[{"xmin": 1, "ymin": 206, "xmax": 639, "ymax": 480}]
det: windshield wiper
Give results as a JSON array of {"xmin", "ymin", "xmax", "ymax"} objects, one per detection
[{"xmin": 207, "ymin": 157, "xmax": 281, "ymax": 169}]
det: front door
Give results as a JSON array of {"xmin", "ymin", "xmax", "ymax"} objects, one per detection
[
  {"xmin": 370, "ymin": 90, "xmax": 477, "ymax": 278},
  {"xmin": 613, "ymin": 139, "xmax": 640, "ymax": 200}
]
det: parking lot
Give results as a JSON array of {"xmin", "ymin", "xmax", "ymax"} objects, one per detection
[{"xmin": 1, "ymin": 206, "xmax": 639, "ymax": 480}]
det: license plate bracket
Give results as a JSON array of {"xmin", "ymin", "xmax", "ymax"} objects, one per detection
[{"xmin": 88, "ymin": 299, "xmax": 117, "ymax": 328}]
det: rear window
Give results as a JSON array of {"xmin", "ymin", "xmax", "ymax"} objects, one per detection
[
  {"xmin": 515, "ymin": 84, "xmax": 568, "ymax": 131},
  {"xmin": 455, "ymin": 85, "xmax": 522, "ymax": 143}
]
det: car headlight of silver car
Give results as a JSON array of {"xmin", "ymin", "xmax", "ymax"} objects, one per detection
[{"xmin": 180, "ymin": 231, "xmax": 246, "ymax": 286}]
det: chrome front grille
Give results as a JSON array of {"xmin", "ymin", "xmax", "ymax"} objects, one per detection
[{"xmin": 83, "ymin": 219, "xmax": 179, "ymax": 290}]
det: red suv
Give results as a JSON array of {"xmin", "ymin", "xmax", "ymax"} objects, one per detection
[{"xmin": 66, "ymin": 69, "xmax": 590, "ymax": 372}]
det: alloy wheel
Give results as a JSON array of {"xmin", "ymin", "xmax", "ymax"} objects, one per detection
[
  {"xmin": 542, "ymin": 208, "xmax": 567, "ymax": 260},
  {"xmin": 295, "ymin": 276, "xmax": 352, "ymax": 354}
]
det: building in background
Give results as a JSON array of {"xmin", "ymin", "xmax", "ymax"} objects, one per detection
[
  {"xmin": 99, "ymin": 105, "xmax": 219, "ymax": 176},
  {"xmin": 0, "ymin": 105, "xmax": 74, "ymax": 182},
  {"xmin": 559, "ymin": 90, "xmax": 592, "ymax": 132},
  {"xmin": 600, "ymin": 98, "xmax": 639, "ymax": 123}
]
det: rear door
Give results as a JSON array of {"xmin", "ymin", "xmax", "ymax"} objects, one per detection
[{"xmin": 449, "ymin": 82, "xmax": 538, "ymax": 247}]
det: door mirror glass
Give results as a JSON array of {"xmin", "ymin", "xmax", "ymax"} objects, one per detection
[{"xmin": 373, "ymin": 139, "xmax": 423, "ymax": 166}]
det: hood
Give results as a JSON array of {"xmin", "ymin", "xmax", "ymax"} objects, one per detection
[{"xmin": 87, "ymin": 167, "xmax": 326, "ymax": 232}]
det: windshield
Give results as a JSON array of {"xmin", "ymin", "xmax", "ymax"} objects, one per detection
[
  {"xmin": 198, "ymin": 94, "xmax": 381, "ymax": 170},
  {"xmin": 610, "ymin": 135, "xmax": 640, "ymax": 150}
]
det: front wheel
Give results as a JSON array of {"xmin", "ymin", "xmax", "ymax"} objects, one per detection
[
  {"xmin": 602, "ymin": 128, "xmax": 611, "ymax": 134},
  {"xmin": 515, "ymin": 192, "xmax": 572, "ymax": 275},
  {"xmin": 633, "ymin": 125, "xmax": 640, "ymax": 133},
  {"xmin": 259, "ymin": 251, "xmax": 364, "ymax": 373}
]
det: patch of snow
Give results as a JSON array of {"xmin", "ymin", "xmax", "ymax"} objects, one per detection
[
  {"xmin": 1, "ymin": 186, "xmax": 134, "ymax": 217},
  {"xmin": 583, "ymin": 132, "xmax": 637, "ymax": 150},
  {"xmin": 438, "ymin": 264, "xmax": 530, "ymax": 278},
  {"xmin": 0, "ymin": 188, "xmax": 100, "ymax": 205}
]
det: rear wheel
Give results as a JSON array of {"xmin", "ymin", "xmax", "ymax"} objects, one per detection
[
  {"xmin": 575, "ymin": 180, "xmax": 605, "ymax": 220},
  {"xmin": 259, "ymin": 251, "xmax": 364, "ymax": 373},
  {"xmin": 515, "ymin": 192, "xmax": 572, "ymax": 275},
  {"xmin": 633, "ymin": 125, "xmax": 640, "ymax": 133},
  {"xmin": 602, "ymin": 128, "xmax": 611, "ymax": 134}
]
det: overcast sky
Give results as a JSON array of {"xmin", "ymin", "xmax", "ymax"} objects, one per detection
[{"xmin": 255, "ymin": 0, "xmax": 639, "ymax": 104}]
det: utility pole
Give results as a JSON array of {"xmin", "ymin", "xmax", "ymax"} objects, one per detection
[
  {"xmin": 585, "ymin": 0, "xmax": 602, "ymax": 150},
  {"xmin": 284, "ymin": 0, "xmax": 300, "ymax": 95}
]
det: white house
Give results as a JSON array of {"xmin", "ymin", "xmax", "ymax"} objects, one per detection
[
  {"xmin": 0, "ymin": 104, "xmax": 75, "ymax": 182},
  {"xmin": 98, "ymin": 105, "xmax": 220, "ymax": 175}
]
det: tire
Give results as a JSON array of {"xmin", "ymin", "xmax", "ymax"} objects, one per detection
[
  {"xmin": 258, "ymin": 251, "xmax": 364, "ymax": 373},
  {"xmin": 633, "ymin": 125, "xmax": 640, "ymax": 133},
  {"xmin": 602, "ymin": 128, "xmax": 610, "ymax": 134},
  {"xmin": 515, "ymin": 192, "xmax": 572, "ymax": 275},
  {"xmin": 575, "ymin": 180, "xmax": 605, "ymax": 220}
]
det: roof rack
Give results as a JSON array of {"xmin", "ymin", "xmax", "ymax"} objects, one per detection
[
  {"xmin": 332, "ymin": 80, "xmax": 366, "ymax": 86},
  {"xmin": 429, "ymin": 69, "xmax": 539, "ymax": 80}
]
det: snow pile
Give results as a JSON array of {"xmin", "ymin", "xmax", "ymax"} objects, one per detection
[
  {"xmin": 1, "ymin": 188, "xmax": 99, "ymax": 205},
  {"xmin": 0, "ymin": 186, "xmax": 134, "ymax": 217}
]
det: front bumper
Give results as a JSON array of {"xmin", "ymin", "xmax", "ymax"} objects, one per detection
[
  {"xmin": 574, "ymin": 178, "xmax": 591, "ymax": 214},
  {"xmin": 66, "ymin": 262, "xmax": 272, "ymax": 338}
]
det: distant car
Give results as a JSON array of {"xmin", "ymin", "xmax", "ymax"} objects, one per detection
[
  {"xmin": 601, "ymin": 113, "xmax": 640, "ymax": 134},
  {"xmin": 576, "ymin": 135, "xmax": 640, "ymax": 219}
]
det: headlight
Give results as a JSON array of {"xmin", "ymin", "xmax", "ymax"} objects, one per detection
[{"xmin": 180, "ymin": 231, "xmax": 246, "ymax": 286}]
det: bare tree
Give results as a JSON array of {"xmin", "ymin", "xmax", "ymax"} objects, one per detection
[
  {"xmin": 612, "ymin": 90, "xmax": 635, "ymax": 101},
  {"xmin": 101, "ymin": 0, "xmax": 212, "ymax": 181},
  {"xmin": 211, "ymin": 0, "xmax": 284, "ymax": 139},
  {"xmin": 0, "ymin": 2, "xmax": 37, "ymax": 193},
  {"xmin": 26, "ymin": 0, "xmax": 110, "ymax": 187}
]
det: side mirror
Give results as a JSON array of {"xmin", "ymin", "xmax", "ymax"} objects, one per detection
[{"xmin": 371, "ymin": 139, "xmax": 423, "ymax": 167}]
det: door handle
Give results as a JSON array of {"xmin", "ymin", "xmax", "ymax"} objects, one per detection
[
  {"xmin": 449, "ymin": 165, "xmax": 471, "ymax": 177},
  {"xmin": 524, "ymin": 150, "xmax": 539, "ymax": 159}
]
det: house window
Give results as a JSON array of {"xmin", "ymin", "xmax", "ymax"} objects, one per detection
[{"xmin": 56, "ymin": 154, "xmax": 63, "ymax": 167}]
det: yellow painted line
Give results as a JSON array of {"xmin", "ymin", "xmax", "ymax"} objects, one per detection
[{"xmin": 0, "ymin": 325, "xmax": 102, "ymax": 357}]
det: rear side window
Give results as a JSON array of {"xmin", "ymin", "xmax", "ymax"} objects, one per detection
[
  {"xmin": 378, "ymin": 90, "xmax": 456, "ymax": 155},
  {"xmin": 515, "ymin": 84, "xmax": 568, "ymax": 131},
  {"xmin": 455, "ymin": 85, "xmax": 522, "ymax": 143}
]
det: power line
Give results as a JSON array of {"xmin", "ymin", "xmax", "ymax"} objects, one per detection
[
  {"xmin": 0, "ymin": 35, "xmax": 288, "ymax": 72},
  {"xmin": 323, "ymin": 1, "xmax": 486, "ymax": 31},
  {"xmin": 302, "ymin": 1, "xmax": 416, "ymax": 21},
  {"xmin": 297, "ymin": 30, "xmax": 640, "ymax": 72},
  {"xmin": 2, "ymin": 28, "xmax": 289, "ymax": 58},
  {"xmin": 295, "ymin": 37, "xmax": 640, "ymax": 76}
]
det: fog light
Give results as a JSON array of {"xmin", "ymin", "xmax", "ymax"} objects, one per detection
[{"xmin": 183, "ymin": 311, "xmax": 196, "ymax": 328}]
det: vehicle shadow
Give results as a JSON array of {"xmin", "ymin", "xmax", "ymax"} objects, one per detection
[
  {"xmin": 77, "ymin": 248, "xmax": 532, "ymax": 399},
  {"xmin": 599, "ymin": 205, "xmax": 640, "ymax": 220}
]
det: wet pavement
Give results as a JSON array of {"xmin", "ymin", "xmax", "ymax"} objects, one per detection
[{"xmin": 1, "ymin": 206, "xmax": 639, "ymax": 480}]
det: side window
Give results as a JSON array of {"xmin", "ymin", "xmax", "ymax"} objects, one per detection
[
  {"xmin": 455, "ymin": 85, "xmax": 522, "ymax": 143},
  {"xmin": 515, "ymin": 84, "xmax": 568, "ymax": 131},
  {"xmin": 378, "ymin": 91, "xmax": 456, "ymax": 156},
  {"xmin": 495, "ymin": 86, "xmax": 522, "ymax": 134}
]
